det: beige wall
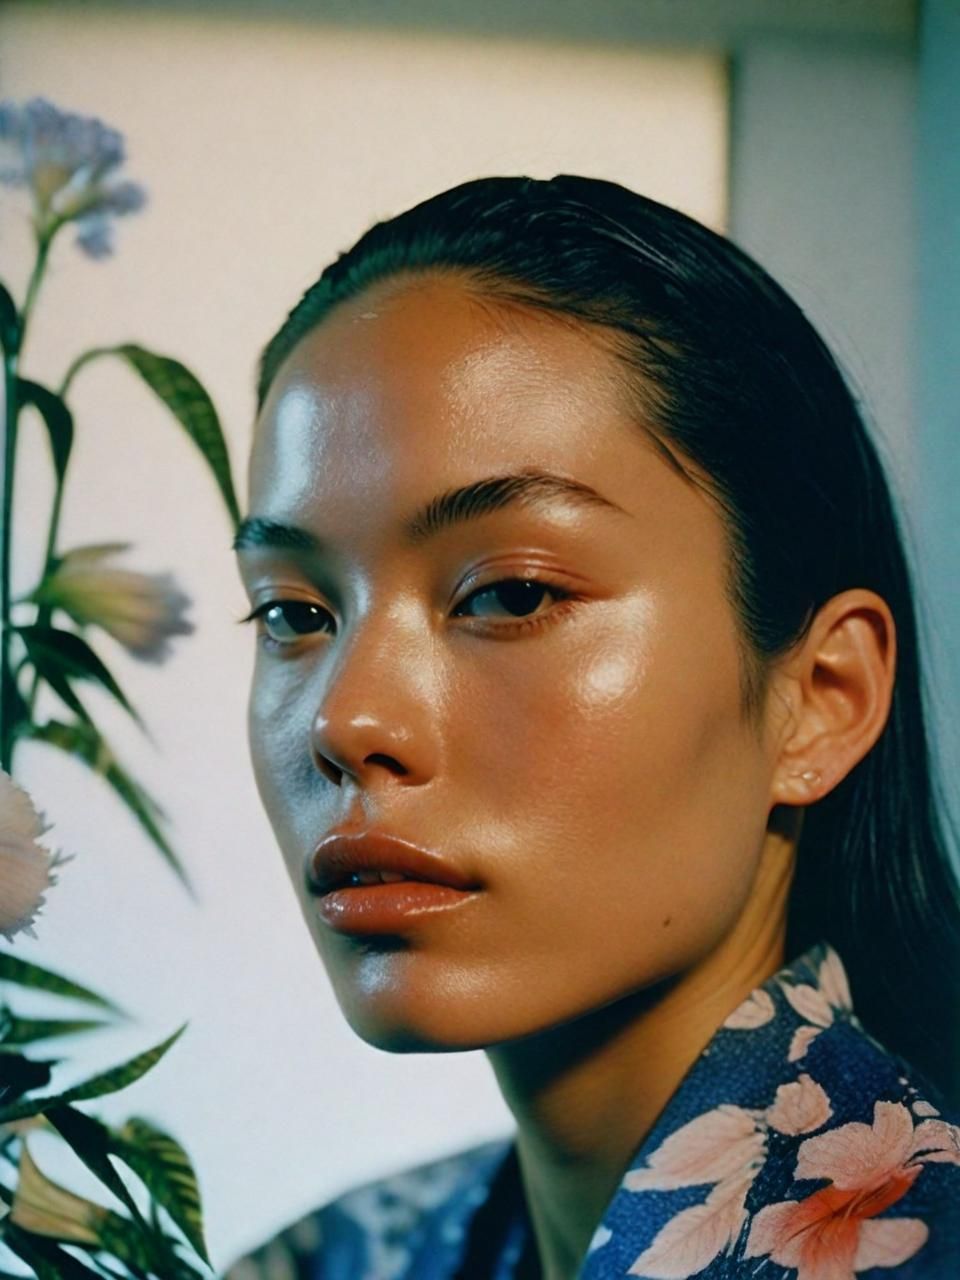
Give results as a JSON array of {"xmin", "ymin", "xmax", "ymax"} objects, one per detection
[{"xmin": 0, "ymin": 7, "xmax": 726, "ymax": 1268}]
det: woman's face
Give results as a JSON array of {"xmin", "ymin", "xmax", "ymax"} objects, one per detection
[{"xmin": 239, "ymin": 273, "xmax": 783, "ymax": 1052}]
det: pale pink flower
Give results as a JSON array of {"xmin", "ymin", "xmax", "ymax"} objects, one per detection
[
  {"xmin": 0, "ymin": 769, "xmax": 71, "ymax": 942},
  {"xmin": 744, "ymin": 1100, "xmax": 960, "ymax": 1279},
  {"xmin": 30, "ymin": 542, "xmax": 194, "ymax": 663}
]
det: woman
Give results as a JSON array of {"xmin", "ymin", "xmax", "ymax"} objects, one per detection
[{"xmin": 224, "ymin": 175, "xmax": 960, "ymax": 1279}]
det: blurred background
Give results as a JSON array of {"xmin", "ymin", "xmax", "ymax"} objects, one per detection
[{"xmin": 0, "ymin": 0, "xmax": 956, "ymax": 1271}]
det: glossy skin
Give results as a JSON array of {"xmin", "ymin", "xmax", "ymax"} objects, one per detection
[{"xmin": 237, "ymin": 273, "xmax": 896, "ymax": 1277}]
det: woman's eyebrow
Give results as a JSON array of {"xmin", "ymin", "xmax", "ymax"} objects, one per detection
[{"xmin": 231, "ymin": 467, "xmax": 628, "ymax": 555}]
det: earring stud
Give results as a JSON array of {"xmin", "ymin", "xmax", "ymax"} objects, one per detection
[{"xmin": 790, "ymin": 769, "xmax": 821, "ymax": 783}]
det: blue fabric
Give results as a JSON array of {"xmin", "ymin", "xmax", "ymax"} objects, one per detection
[{"xmin": 224, "ymin": 941, "xmax": 960, "ymax": 1279}]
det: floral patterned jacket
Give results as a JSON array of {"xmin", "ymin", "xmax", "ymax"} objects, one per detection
[{"xmin": 223, "ymin": 942, "xmax": 960, "ymax": 1279}]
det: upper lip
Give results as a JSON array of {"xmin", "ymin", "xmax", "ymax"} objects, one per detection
[{"xmin": 306, "ymin": 830, "xmax": 480, "ymax": 897}]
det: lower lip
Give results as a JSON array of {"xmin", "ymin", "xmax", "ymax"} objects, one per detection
[{"xmin": 314, "ymin": 881, "xmax": 479, "ymax": 934}]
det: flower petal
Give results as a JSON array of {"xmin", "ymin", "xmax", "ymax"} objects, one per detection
[
  {"xmin": 12, "ymin": 1143, "xmax": 105, "ymax": 1243},
  {"xmin": 796, "ymin": 1102, "xmax": 915, "ymax": 1189},
  {"xmin": 746, "ymin": 1186, "xmax": 861, "ymax": 1276},
  {"xmin": 788, "ymin": 1025, "xmax": 824, "ymax": 1063},
  {"xmin": 723, "ymin": 987, "xmax": 775, "ymax": 1030},
  {"xmin": 781, "ymin": 981, "xmax": 834, "ymax": 1028},
  {"xmin": 817, "ymin": 946, "xmax": 853, "ymax": 1012},
  {"xmin": 627, "ymin": 1175, "xmax": 749, "ymax": 1278},
  {"xmin": 0, "ymin": 769, "xmax": 52, "ymax": 842},
  {"xmin": 911, "ymin": 1099, "xmax": 940, "ymax": 1118},
  {"xmin": 853, "ymin": 1217, "xmax": 928, "ymax": 1271},
  {"xmin": 624, "ymin": 1104, "xmax": 764, "ymax": 1191},
  {"xmin": 909, "ymin": 1119, "xmax": 960, "ymax": 1164},
  {"xmin": 766, "ymin": 1073, "xmax": 834, "ymax": 1136},
  {"xmin": 41, "ymin": 554, "xmax": 195, "ymax": 663},
  {"xmin": 0, "ymin": 771, "xmax": 70, "ymax": 942}
]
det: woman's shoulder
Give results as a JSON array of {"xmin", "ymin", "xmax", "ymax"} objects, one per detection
[{"xmin": 221, "ymin": 1135, "xmax": 512, "ymax": 1280}]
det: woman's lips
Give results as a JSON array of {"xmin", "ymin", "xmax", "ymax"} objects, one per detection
[
  {"xmin": 314, "ymin": 880, "xmax": 479, "ymax": 934},
  {"xmin": 306, "ymin": 830, "xmax": 482, "ymax": 935}
]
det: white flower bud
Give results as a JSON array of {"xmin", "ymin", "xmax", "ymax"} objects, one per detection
[{"xmin": 32, "ymin": 542, "xmax": 195, "ymax": 664}]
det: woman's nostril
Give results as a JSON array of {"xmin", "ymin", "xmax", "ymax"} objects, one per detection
[
  {"xmin": 366, "ymin": 753, "xmax": 408, "ymax": 776},
  {"xmin": 313, "ymin": 753, "xmax": 344, "ymax": 786}
]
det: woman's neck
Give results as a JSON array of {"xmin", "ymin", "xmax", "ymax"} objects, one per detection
[{"xmin": 484, "ymin": 828, "xmax": 795, "ymax": 1280}]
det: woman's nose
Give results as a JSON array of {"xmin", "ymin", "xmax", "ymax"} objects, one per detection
[{"xmin": 308, "ymin": 614, "xmax": 440, "ymax": 790}]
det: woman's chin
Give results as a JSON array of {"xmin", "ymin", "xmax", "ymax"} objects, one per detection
[{"xmin": 337, "ymin": 994, "xmax": 503, "ymax": 1054}]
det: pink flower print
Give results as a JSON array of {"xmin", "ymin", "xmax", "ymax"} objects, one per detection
[
  {"xmin": 744, "ymin": 1176, "xmax": 926, "ymax": 1280},
  {"xmin": 780, "ymin": 945, "xmax": 853, "ymax": 1063},
  {"xmin": 765, "ymin": 1073, "xmax": 834, "ymax": 1136},
  {"xmin": 723, "ymin": 987, "xmax": 775, "ymax": 1030},
  {"xmin": 744, "ymin": 1100, "xmax": 960, "ymax": 1279},
  {"xmin": 912, "ymin": 1099, "xmax": 940, "ymax": 1118},
  {"xmin": 625, "ymin": 1106, "xmax": 766, "ymax": 1277},
  {"xmin": 817, "ymin": 945, "xmax": 853, "ymax": 1012},
  {"xmin": 627, "ymin": 1170, "xmax": 755, "ymax": 1278},
  {"xmin": 624, "ymin": 1104, "xmax": 765, "ymax": 1192}
]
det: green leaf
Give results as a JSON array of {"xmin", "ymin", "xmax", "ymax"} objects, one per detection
[
  {"xmin": 17, "ymin": 379, "xmax": 74, "ymax": 485},
  {"xmin": 112, "ymin": 1118, "xmax": 209, "ymax": 1265},
  {"xmin": 1, "ymin": 1225, "xmax": 103, "ymax": 1278},
  {"xmin": 88, "ymin": 1208, "xmax": 207, "ymax": 1279},
  {"xmin": 0, "ymin": 1012, "xmax": 108, "ymax": 1046},
  {"xmin": 87, "ymin": 1209, "xmax": 156, "ymax": 1274},
  {"xmin": 114, "ymin": 345, "xmax": 240, "ymax": 527},
  {"xmin": 0, "ymin": 1053, "xmax": 57, "ymax": 1105},
  {"xmin": 22, "ymin": 649, "xmax": 98, "ymax": 731},
  {"xmin": 0, "ymin": 1025, "xmax": 187, "ymax": 1123},
  {"xmin": 0, "ymin": 954, "xmax": 124, "ymax": 1016},
  {"xmin": 16, "ymin": 625, "xmax": 147, "ymax": 736},
  {"xmin": 44, "ymin": 1106, "xmax": 147, "ymax": 1232},
  {"xmin": 21, "ymin": 720, "xmax": 190, "ymax": 891},
  {"xmin": 0, "ymin": 279, "xmax": 19, "ymax": 355}
]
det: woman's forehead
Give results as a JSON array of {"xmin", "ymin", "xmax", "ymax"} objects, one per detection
[
  {"xmin": 247, "ymin": 277, "xmax": 721, "ymax": 561},
  {"xmin": 257, "ymin": 276, "xmax": 625, "ymax": 429},
  {"xmin": 252, "ymin": 280, "xmax": 642, "ymax": 493}
]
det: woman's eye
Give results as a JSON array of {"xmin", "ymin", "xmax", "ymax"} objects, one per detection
[
  {"xmin": 244, "ymin": 600, "xmax": 333, "ymax": 644},
  {"xmin": 453, "ymin": 578, "xmax": 564, "ymax": 621},
  {"xmin": 241, "ymin": 577, "xmax": 575, "ymax": 649}
]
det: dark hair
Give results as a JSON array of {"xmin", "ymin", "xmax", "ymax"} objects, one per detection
[{"xmin": 255, "ymin": 174, "xmax": 960, "ymax": 1107}]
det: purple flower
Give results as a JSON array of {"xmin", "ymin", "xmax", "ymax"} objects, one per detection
[{"xmin": 0, "ymin": 97, "xmax": 146, "ymax": 258}]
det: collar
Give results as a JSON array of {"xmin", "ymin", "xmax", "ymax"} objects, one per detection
[{"xmin": 579, "ymin": 939, "xmax": 853, "ymax": 1277}]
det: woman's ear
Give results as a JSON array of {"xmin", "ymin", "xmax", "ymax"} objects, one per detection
[{"xmin": 768, "ymin": 588, "xmax": 897, "ymax": 808}]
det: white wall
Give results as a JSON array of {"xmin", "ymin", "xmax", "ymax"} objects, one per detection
[
  {"xmin": 730, "ymin": 38, "xmax": 915, "ymax": 484},
  {"xmin": 0, "ymin": 8, "xmax": 727, "ymax": 1269},
  {"xmin": 915, "ymin": 0, "xmax": 960, "ymax": 810}
]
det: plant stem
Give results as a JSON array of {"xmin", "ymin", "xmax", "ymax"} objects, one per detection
[
  {"xmin": 17, "ymin": 227, "xmax": 52, "ymax": 361},
  {"xmin": 59, "ymin": 344, "xmax": 113, "ymax": 400},
  {"xmin": 2, "ymin": 229, "xmax": 56, "ymax": 768},
  {"xmin": 1, "ymin": 346, "xmax": 20, "ymax": 774},
  {"xmin": 21, "ymin": 345, "xmax": 112, "ymax": 724}
]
